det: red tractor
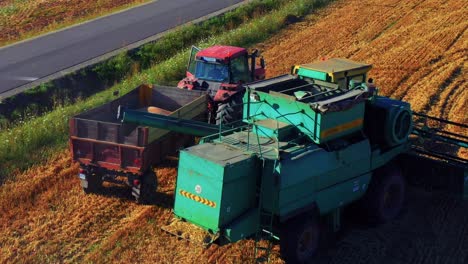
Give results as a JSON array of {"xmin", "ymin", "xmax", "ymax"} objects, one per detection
[{"xmin": 178, "ymin": 45, "xmax": 265, "ymax": 124}]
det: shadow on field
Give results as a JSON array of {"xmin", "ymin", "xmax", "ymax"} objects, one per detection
[
  {"xmin": 311, "ymin": 186, "xmax": 468, "ymax": 264},
  {"xmin": 98, "ymin": 183, "xmax": 175, "ymax": 209}
]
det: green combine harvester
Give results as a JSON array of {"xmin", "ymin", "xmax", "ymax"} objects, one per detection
[{"xmin": 121, "ymin": 58, "xmax": 467, "ymax": 263}]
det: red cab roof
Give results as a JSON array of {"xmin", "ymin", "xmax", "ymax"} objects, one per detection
[{"xmin": 196, "ymin": 45, "xmax": 247, "ymax": 62}]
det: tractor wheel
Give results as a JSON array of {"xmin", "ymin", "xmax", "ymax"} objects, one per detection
[
  {"xmin": 215, "ymin": 93, "xmax": 243, "ymax": 125},
  {"xmin": 280, "ymin": 214, "xmax": 320, "ymax": 264},
  {"xmin": 82, "ymin": 173, "xmax": 103, "ymax": 194},
  {"xmin": 132, "ymin": 171, "xmax": 157, "ymax": 204},
  {"xmin": 362, "ymin": 165, "xmax": 406, "ymax": 224}
]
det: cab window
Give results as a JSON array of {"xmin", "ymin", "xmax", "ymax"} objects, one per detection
[
  {"xmin": 230, "ymin": 56, "xmax": 250, "ymax": 83},
  {"xmin": 195, "ymin": 61, "xmax": 229, "ymax": 82}
]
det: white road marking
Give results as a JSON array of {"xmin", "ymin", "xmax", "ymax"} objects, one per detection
[{"xmin": 6, "ymin": 76, "xmax": 39, "ymax": 81}]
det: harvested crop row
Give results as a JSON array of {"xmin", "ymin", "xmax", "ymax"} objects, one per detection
[{"xmin": 0, "ymin": 152, "xmax": 143, "ymax": 262}]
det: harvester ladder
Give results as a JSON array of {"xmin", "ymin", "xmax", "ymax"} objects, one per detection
[
  {"xmin": 253, "ymin": 160, "xmax": 279, "ymax": 263},
  {"xmin": 254, "ymin": 208, "xmax": 277, "ymax": 263}
]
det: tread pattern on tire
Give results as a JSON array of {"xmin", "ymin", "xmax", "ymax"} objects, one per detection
[{"xmin": 215, "ymin": 93, "xmax": 243, "ymax": 125}]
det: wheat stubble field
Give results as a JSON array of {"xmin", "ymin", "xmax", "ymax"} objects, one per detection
[{"xmin": 1, "ymin": 0, "xmax": 467, "ymax": 263}]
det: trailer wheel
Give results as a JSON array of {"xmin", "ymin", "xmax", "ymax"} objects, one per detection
[
  {"xmin": 280, "ymin": 214, "xmax": 319, "ymax": 264},
  {"xmin": 82, "ymin": 173, "xmax": 102, "ymax": 194},
  {"xmin": 364, "ymin": 165, "xmax": 406, "ymax": 223},
  {"xmin": 215, "ymin": 93, "xmax": 243, "ymax": 125},
  {"xmin": 133, "ymin": 171, "xmax": 157, "ymax": 204}
]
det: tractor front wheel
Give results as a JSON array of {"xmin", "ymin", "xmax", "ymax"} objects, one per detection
[{"xmin": 280, "ymin": 214, "xmax": 320, "ymax": 264}]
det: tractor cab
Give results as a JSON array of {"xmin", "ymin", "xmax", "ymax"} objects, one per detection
[
  {"xmin": 178, "ymin": 46, "xmax": 265, "ymax": 93},
  {"xmin": 178, "ymin": 45, "xmax": 265, "ymax": 124},
  {"xmin": 190, "ymin": 46, "xmax": 251, "ymax": 83}
]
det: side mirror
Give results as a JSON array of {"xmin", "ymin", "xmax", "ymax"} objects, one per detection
[{"xmin": 260, "ymin": 58, "xmax": 266, "ymax": 68}]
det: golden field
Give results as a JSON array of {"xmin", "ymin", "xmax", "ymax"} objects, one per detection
[{"xmin": 1, "ymin": 0, "xmax": 467, "ymax": 263}]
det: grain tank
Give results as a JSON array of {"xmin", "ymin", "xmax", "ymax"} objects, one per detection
[{"xmin": 172, "ymin": 58, "xmax": 414, "ymax": 263}]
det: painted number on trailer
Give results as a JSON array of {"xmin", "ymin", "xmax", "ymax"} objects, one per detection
[{"xmin": 195, "ymin": 185, "xmax": 202, "ymax": 194}]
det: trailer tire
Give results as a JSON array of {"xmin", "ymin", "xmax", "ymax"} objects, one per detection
[
  {"xmin": 215, "ymin": 93, "xmax": 243, "ymax": 125},
  {"xmin": 363, "ymin": 165, "xmax": 406, "ymax": 224},
  {"xmin": 133, "ymin": 171, "xmax": 157, "ymax": 204},
  {"xmin": 280, "ymin": 214, "xmax": 319, "ymax": 264},
  {"xmin": 82, "ymin": 173, "xmax": 103, "ymax": 194}
]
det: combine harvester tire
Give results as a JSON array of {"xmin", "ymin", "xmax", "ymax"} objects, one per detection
[
  {"xmin": 362, "ymin": 165, "xmax": 406, "ymax": 224},
  {"xmin": 280, "ymin": 213, "xmax": 320, "ymax": 264}
]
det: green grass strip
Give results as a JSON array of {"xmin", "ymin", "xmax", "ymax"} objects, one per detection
[{"xmin": 0, "ymin": 0, "xmax": 329, "ymax": 180}]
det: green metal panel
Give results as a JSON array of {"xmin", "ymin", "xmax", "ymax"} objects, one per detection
[
  {"xmin": 315, "ymin": 140, "xmax": 371, "ymax": 190},
  {"xmin": 258, "ymin": 146, "xmax": 330, "ymax": 216},
  {"xmin": 258, "ymin": 160, "xmax": 280, "ymax": 213},
  {"xmin": 245, "ymin": 89, "xmax": 365, "ymax": 144},
  {"xmin": 175, "ymin": 150, "xmax": 224, "ymax": 231},
  {"xmin": 122, "ymin": 109, "xmax": 220, "ymax": 136},
  {"xmin": 296, "ymin": 67, "xmax": 329, "ymax": 81},
  {"xmin": 273, "ymin": 139, "xmax": 371, "ymax": 218},
  {"xmin": 174, "ymin": 142, "xmax": 258, "ymax": 232},
  {"xmin": 315, "ymin": 173, "xmax": 371, "ymax": 214},
  {"xmin": 224, "ymin": 208, "xmax": 259, "ymax": 242},
  {"xmin": 220, "ymin": 157, "xmax": 258, "ymax": 226},
  {"xmin": 370, "ymin": 143, "xmax": 410, "ymax": 170}
]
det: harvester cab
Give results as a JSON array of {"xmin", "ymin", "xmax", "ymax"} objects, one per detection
[
  {"xmin": 178, "ymin": 45, "xmax": 265, "ymax": 124},
  {"xmin": 291, "ymin": 58, "xmax": 374, "ymax": 92}
]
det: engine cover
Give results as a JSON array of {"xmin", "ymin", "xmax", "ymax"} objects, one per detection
[{"xmin": 364, "ymin": 96, "xmax": 412, "ymax": 147}]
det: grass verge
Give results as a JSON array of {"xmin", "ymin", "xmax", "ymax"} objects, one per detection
[{"xmin": 0, "ymin": 0, "xmax": 330, "ymax": 181}]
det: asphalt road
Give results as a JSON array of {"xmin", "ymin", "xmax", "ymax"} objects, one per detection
[{"xmin": 0, "ymin": 0, "xmax": 243, "ymax": 98}]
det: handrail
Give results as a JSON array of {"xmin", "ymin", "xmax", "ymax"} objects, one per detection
[
  {"xmin": 298, "ymin": 86, "xmax": 341, "ymax": 101},
  {"xmin": 276, "ymin": 82, "xmax": 317, "ymax": 94}
]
